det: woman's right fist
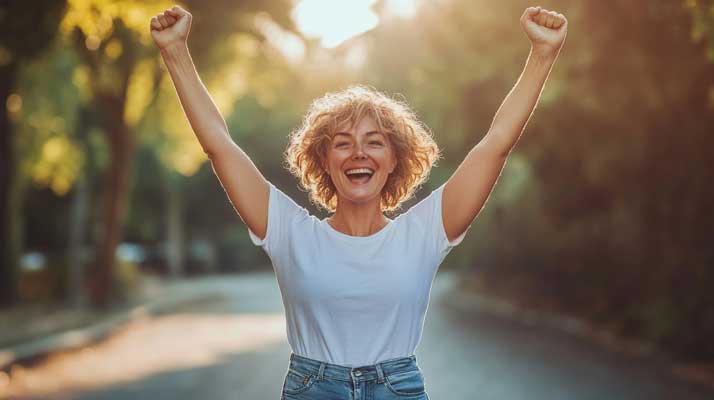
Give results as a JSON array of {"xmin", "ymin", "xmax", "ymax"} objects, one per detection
[{"xmin": 150, "ymin": 6, "xmax": 191, "ymax": 50}]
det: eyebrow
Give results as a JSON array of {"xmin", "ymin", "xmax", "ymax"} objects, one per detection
[{"xmin": 334, "ymin": 131, "xmax": 384, "ymax": 138}]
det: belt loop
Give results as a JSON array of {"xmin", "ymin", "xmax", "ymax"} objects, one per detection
[
  {"xmin": 376, "ymin": 362, "xmax": 385, "ymax": 384},
  {"xmin": 317, "ymin": 361, "xmax": 326, "ymax": 381}
]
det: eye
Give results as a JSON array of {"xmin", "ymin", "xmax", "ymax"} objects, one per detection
[
  {"xmin": 335, "ymin": 142, "xmax": 349, "ymax": 148},
  {"xmin": 369, "ymin": 141, "xmax": 383, "ymax": 146}
]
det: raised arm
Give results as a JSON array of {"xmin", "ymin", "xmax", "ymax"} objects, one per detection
[
  {"xmin": 442, "ymin": 7, "xmax": 568, "ymax": 243},
  {"xmin": 150, "ymin": 6, "xmax": 270, "ymax": 239}
]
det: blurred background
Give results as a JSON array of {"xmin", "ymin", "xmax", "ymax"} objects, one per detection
[{"xmin": 1, "ymin": 0, "xmax": 713, "ymax": 399}]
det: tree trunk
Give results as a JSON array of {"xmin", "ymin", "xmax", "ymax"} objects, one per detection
[
  {"xmin": 166, "ymin": 179, "xmax": 185, "ymax": 278},
  {"xmin": 66, "ymin": 106, "xmax": 94, "ymax": 307},
  {"xmin": 67, "ymin": 166, "xmax": 89, "ymax": 308},
  {"xmin": 0, "ymin": 63, "xmax": 20, "ymax": 307},
  {"xmin": 89, "ymin": 95, "xmax": 135, "ymax": 307}
]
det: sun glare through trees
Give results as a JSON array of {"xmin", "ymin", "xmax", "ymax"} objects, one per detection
[{"xmin": 292, "ymin": 0, "xmax": 418, "ymax": 48}]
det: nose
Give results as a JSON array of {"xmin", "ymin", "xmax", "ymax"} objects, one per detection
[{"xmin": 352, "ymin": 143, "xmax": 367, "ymax": 159}]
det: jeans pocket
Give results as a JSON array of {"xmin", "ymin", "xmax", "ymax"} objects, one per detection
[
  {"xmin": 384, "ymin": 368, "xmax": 426, "ymax": 396},
  {"xmin": 282, "ymin": 368, "xmax": 316, "ymax": 395}
]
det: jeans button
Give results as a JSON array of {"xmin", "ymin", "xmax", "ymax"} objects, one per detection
[{"xmin": 354, "ymin": 370, "xmax": 362, "ymax": 376}]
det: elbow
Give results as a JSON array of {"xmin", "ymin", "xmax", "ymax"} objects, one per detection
[
  {"xmin": 203, "ymin": 128, "xmax": 233, "ymax": 160},
  {"xmin": 198, "ymin": 142, "xmax": 214, "ymax": 160},
  {"xmin": 479, "ymin": 134, "xmax": 511, "ymax": 159}
]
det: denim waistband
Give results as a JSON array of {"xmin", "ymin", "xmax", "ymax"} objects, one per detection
[{"xmin": 288, "ymin": 353, "xmax": 419, "ymax": 384}]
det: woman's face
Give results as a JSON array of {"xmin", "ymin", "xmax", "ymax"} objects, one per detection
[{"xmin": 325, "ymin": 116, "xmax": 397, "ymax": 207}]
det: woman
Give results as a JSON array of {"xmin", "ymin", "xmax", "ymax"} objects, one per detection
[{"xmin": 150, "ymin": 5, "xmax": 567, "ymax": 399}]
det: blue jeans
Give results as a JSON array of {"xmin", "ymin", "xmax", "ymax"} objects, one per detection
[{"xmin": 281, "ymin": 352, "xmax": 430, "ymax": 400}]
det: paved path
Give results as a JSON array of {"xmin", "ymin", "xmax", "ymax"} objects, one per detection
[{"xmin": 2, "ymin": 271, "xmax": 710, "ymax": 399}]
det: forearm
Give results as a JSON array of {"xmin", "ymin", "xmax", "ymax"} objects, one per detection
[
  {"xmin": 485, "ymin": 48, "xmax": 557, "ymax": 156},
  {"xmin": 160, "ymin": 42, "xmax": 232, "ymax": 157}
]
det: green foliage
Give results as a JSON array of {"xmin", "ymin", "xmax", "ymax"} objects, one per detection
[
  {"xmin": 0, "ymin": 0, "xmax": 68, "ymax": 307},
  {"xmin": 16, "ymin": 39, "xmax": 83, "ymax": 195},
  {"xmin": 11, "ymin": 0, "xmax": 714, "ymax": 359},
  {"xmin": 0, "ymin": 0, "xmax": 67, "ymax": 63},
  {"xmin": 460, "ymin": 0, "xmax": 714, "ymax": 360}
]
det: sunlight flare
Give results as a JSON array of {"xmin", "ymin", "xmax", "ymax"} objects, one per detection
[{"xmin": 293, "ymin": 0, "xmax": 379, "ymax": 48}]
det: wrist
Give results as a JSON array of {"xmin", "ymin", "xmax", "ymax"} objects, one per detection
[
  {"xmin": 530, "ymin": 44, "xmax": 560, "ymax": 61},
  {"xmin": 160, "ymin": 41, "xmax": 190, "ymax": 61}
]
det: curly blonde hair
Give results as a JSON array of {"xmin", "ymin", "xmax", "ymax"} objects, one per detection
[{"xmin": 284, "ymin": 85, "xmax": 442, "ymax": 214}]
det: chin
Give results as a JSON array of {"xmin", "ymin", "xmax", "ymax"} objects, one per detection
[{"xmin": 338, "ymin": 182, "xmax": 385, "ymax": 202}]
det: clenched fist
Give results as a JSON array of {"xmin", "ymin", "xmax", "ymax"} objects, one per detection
[
  {"xmin": 520, "ymin": 7, "xmax": 567, "ymax": 58},
  {"xmin": 150, "ymin": 5, "xmax": 192, "ymax": 50}
]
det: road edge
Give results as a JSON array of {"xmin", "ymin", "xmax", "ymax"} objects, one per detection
[
  {"xmin": 439, "ymin": 270, "xmax": 714, "ymax": 393},
  {"xmin": 0, "ymin": 285, "xmax": 222, "ymax": 371}
]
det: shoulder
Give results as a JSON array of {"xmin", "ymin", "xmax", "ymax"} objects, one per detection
[
  {"xmin": 394, "ymin": 184, "xmax": 443, "ymax": 232},
  {"xmin": 268, "ymin": 182, "xmax": 312, "ymax": 220}
]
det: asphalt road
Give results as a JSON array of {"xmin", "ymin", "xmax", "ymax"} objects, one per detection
[{"xmin": 4, "ymin": 270, "xmax": 711, "ymax": 400}]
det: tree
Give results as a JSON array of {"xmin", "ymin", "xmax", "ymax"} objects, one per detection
[
  {"xmin": 0, "ymin": 0, "xmax": 67, "ymax": 307},
  {"xmin": 60, "ymin": 0, "xmax": 295, "ymax": 305}
]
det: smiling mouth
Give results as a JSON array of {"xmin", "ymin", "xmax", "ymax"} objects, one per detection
[{"xmin": 345, "ymin": 172, "xmax": 373, "ymax": 185}]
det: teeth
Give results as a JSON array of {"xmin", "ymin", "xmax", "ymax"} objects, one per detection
[{"xmin": 345, "ymin": 168, "xmax": 374, "ymax": 176}]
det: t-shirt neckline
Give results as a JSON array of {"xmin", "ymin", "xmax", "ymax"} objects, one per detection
[{"xmin": 321, "ymin": 217, "xmax": 394, "ymax": 240}]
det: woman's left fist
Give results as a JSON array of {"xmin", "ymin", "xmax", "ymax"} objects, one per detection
[{"xmin": 520, "ymin": 7, "xmax": 567, "ymax": 58}]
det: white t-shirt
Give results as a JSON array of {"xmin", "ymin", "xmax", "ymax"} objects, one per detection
[{"xmin": 248, "ymin": 181, "xmax": 468, "ymax": 367}]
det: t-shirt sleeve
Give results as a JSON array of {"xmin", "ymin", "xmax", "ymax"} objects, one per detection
[
  {"xmin": 247, "ymin": 181, "xmax": 309, "ymax": 256},
  {"xmin": 404, "ymin": 182, "xmax": 469, "ymax": 256}
]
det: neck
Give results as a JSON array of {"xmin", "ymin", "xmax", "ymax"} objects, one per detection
[{"xmin": 328, "ymin": 202, "xmax": 389, "ymax": 237}]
